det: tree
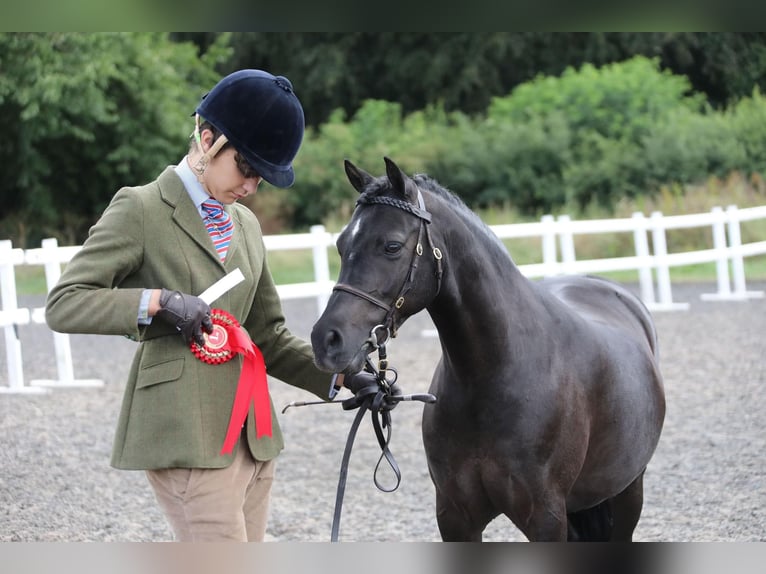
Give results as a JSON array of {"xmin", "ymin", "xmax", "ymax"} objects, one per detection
[
  {"xmin": 0, "ymin": 32, "xmax": 228, "ymax": 246},
  {"xmin": 190, "ymin": 32, "xmax": 766, "ymax": 126}
]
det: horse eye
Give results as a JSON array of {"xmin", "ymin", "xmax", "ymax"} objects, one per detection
[{"xmin": 384, "ymin": 241, "xmax": 403, "ymax": 255}]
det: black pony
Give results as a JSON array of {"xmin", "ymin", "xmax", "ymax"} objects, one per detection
[{"xmin": 311, "ymin": 157, "xmax": 666, "ymax": 541}]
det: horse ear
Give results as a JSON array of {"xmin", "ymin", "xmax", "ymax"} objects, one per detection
[
  {"xmin": 384, "ymin": 156, "xmax": 418, "ymax": 203},
  {"xmin": 344, "ymin": 159, "xmax": 374, "ymax": 194}
]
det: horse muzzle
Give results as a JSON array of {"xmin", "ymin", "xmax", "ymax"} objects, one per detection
[{"xmin": 310, "ymin": 322, "xmax": 371, "ymax": 374}]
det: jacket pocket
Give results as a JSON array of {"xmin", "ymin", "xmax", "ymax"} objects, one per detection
[{"xmin": 136, "ymin": 356, "xmax": 185, "ymax": 389}]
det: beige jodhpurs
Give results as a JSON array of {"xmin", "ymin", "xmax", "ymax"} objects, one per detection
[{"xmin": 145, "ymin": 439, "xmax": 275, "ymax": 542}]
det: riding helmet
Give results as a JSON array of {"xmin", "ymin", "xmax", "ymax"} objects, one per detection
[{"xmin": 195, "ymin": 69, "xmax": 305, "ymax": 188}]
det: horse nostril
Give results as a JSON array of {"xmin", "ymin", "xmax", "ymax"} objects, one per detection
[
  {"xmin": 311, "ymin": 327, "xmax": 346, "ymax": 371},
  {"xmin": 324, "ymin": 329, "xmax": 342, "ymax": 353},
  {"xmin": 312, "ymin": 324, "xmax": 341, "ymax": 354}
]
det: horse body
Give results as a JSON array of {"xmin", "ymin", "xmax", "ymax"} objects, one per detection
[
  {"xmin": 311, "ymin": 157, "xmax": 665, "ymax": 541},
  {"xmin": 426, "ymin": 273, "xmax": 664, "ymax": 539}
]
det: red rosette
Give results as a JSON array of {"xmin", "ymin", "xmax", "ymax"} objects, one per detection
[{"xmin": 190, "ymin": 308, "xmax": 241, "ymax": 364}]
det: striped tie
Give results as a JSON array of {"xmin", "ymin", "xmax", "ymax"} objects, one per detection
[{"xmin": 201, "ymin": 199, "xmax": 233, "ymax": 261}]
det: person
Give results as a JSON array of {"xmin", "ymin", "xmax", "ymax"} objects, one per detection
[{"xmin": 45, "ymin": 69, "xmax": 356, "ymax": 542}]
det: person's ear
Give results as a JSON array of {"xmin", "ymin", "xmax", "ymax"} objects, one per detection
[{"xmin": 199, "ymin": 128, "xmax": 215, "ymax": 152}]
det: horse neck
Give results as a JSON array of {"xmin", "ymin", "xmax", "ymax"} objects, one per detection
[{"xmin": 424, "ymin": 195, "xmax": 543, "ymax": 373}]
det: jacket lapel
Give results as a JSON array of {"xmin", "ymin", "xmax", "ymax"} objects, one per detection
[{"xmin": 158, "ymin": 168, "xmax": 224, "ymax": 266}]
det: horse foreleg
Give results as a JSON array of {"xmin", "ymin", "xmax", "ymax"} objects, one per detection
[
  {"xmin": 434, "ymin": 492, "xmax": 491, "ymax": 542},
  {"xmin": 495, "ymin": 479, "xmax": 569, "ymax": 541},
  {"xmin": 522, "ymin": 505, "xmax": 569, "ymax": 541}
]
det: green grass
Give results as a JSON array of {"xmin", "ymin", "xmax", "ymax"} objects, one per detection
[
  {"xmin": 14, "ymin": 266, "xmax": 49, "ymax": 296},
  {"xmin": 593, "ymin": 258, "xmax": 766, "ymax": 284},
  {"xmin": 265, "ymin": 250, "xmax": 341, "ymax": 285}
]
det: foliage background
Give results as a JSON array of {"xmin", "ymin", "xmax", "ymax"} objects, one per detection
[{"xmin": 1, "ymin": 32, "xmax": 765, "ymax": 247}]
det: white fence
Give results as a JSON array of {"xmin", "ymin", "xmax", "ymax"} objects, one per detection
[{"xmin": 2, "ymin": 205, "xmax": 765, "ymax": 393}]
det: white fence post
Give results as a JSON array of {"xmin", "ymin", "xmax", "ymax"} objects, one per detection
[
  {"xmin": 701, "ymin": 206, "xmax": 733, "ymax": 301},
  {"xmin": 540, "ymin": 214, "xmax": 558, "ymax": 277},
  {"xmin": 25, "ymin": 238, "xmax": 103, "ymax": 389},
  {"xmin": 0, "ymin": 240, "xmax": 44, "ymax": 393},
  {"xmin": 310, "ymin": 225, "xmax": 333, "ymax": 316},
  {"xmin": 557, "ymin": 215, "xmax": 576, "ymax": 275},
  {"xmin": 649, "ymin": 212, "xmax": 689, "ymax": 311},
  {"xmin": 726, "ymin": 205, "xmax": 764, "ymax": 300},
  {"xmin": 631, "ymin": 212, "xmax": 656, "ymax": 306},
  {"xmin": 650, "ymin": 211, "xmax": 672, "ymax": 306}
]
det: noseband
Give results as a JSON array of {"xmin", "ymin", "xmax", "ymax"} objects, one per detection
[{"xmin": 333, "ymin": 188, "xmax": 444, "ymax": 338}]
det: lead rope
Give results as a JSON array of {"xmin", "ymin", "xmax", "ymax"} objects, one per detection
[
  {"xmin": 281, "ymin": 328, "xmax": 436, "ymax": 542},
  {"xmin": 330, "ymin": 347, "xmax": 403, "ymax": 541},
  {"xmin": 330, "ymin": 379, "xmax": 393, "ymax": 540}
]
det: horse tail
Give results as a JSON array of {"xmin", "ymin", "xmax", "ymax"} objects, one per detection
[{"xmin": 566, "ymin": 500, "xmax": 614, "ymax": 541}]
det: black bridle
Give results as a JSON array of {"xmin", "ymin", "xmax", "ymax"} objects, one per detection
[{"xmin": 332, "ymin": 188, "xmax": 444, "ymax": 340}]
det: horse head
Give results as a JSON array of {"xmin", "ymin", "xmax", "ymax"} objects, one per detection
[{"xmin": 311, "ymin": 157, "xmax": 443, "ymax": 374}]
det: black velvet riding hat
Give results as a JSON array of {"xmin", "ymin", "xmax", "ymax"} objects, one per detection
[{"xmin": 196, "ymin": 69, "xmax": 305, "ymax": 188}]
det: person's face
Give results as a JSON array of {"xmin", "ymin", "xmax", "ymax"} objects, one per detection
[{"xmin": 199, "ymin": 130, "xmax": 263, "ymax": 204}]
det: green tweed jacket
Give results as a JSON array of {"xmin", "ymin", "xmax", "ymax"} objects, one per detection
[{"xmin": 45, "ymin": 167, "xmax": 330, "ymax": 469}]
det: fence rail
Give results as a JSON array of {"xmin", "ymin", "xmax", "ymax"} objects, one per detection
[{"xmin": 2, "ymin": 205, "xmax": 765, "ymax": 393}]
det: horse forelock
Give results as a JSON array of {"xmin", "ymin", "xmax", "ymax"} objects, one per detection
[{"xmin": 357, "ymin": 174, "xmax": 393, "ymax": 201}]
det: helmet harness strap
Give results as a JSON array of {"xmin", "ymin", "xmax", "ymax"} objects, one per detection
[{"xmin": 191, "ymin": 113, "xmax": 229, "ymax": 182}]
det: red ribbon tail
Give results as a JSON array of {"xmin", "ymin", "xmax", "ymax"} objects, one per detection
[
  {"xmin": 249, "ymin": 346, "xmax": 272, "ymax": 439},
  {"xmin": 220, "ymin": 329, "xmax": 272, "ymax": 455}
]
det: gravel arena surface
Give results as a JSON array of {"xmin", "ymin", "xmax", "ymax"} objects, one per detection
[{"xmin": 1, "ymin": 282, "xmax": 764, "ymax": 543}]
